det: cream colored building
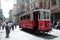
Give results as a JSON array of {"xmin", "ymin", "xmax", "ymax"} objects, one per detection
[
  {"xmin": 34, "ymin": 0, "xmax": 60, "ymax": 21},
  {"xmin": 16, "ymin": 0, "xmax": 60, "ymax": 22},
  {"xmin": 50, "ymin": 0, "xmax": 60, "ymax": 21},
  {"xmin": 12, "ymin": 4, "xmax": 17, "ymax": 22},
  {"xmin": 51, "ymin": 0, "xmax": 60, "ymax": 13},
  {"xmin": 16, "ymin": 0, "xmax": 50, "ymax": 23},
  {"xmin": 9, "ymin": 10, "xmax": 13, "ymax": 21},
  {"xmin": 0, "ymin": 0, "xmax": 3, "ymax": 21}
]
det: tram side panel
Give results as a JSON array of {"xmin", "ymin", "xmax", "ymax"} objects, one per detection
[
  {"xmin": 25, "ymin": 20, "xmax": 33, "ymax": 29},
  {"xmin": 19, "ymin": 13, "xmax": 36, "ymax": 30},
  {"xmin": 38, "ymin": 20, "xmax": 51, "ymax": 32},
  {"xmin": 19, "ymin": 21, "xmax": 25, "ymax": 28},
  {"xmin": 25, "ymin": 13, "xmax": 37, "ymax": 30},
  {"xmin": 44, "ymin": 20, "xmax": 51, "ymax": 31},
  {"xmin": 19, "ymin": 16, "xmax": 26, "ymax": 28}
]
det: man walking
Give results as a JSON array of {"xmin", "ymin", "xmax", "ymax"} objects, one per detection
[{"xmin": 5, "ymin": 22, "xmax": 10, "ymax": 38}]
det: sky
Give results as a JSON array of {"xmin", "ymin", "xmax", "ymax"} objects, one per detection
[{"xmin": 1, "ymin": 0, "xmax": 16, "ymax": 18}]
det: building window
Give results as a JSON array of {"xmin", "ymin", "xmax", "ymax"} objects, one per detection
[
  {"xmin": 48, "ymin": 1, "xmax": 50, "ymax": 9},
  {"xmin": 24, "ymin": 0, "xmax": 29, "ymax": 3},
  {"xmin": 39, "ymin": 0, "xmax": 43, "ymax": 8},
  {"xmin": 33, "ymin": 2, "xmax": 35, "ymax": 9},
  {"xmin": 51, "ymin": 0, "xmax": 56, "ymax": 5},
  {"xmin": 59, "ymin": 0, "xmax": 60, "ymax": 5}
]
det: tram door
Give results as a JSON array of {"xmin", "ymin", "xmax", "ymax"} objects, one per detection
[{"xmin": 33, "ymin": 11, "xmax": 39, "ymax": 30}]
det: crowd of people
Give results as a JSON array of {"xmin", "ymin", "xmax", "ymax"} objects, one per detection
[
  {"xmin": 0, "ymin": 19, "xmax": 60, "ymax": 38},
  {"xmin": 1, "ymin": 21, "xmax": 17, "ymax": 30},
  {"xmin": 51, "ymin": 20, "xmax": 60, "ymax": 29},
  {"xmin": 0, "ymin": 21, "xmax": 17, "ymax": 38}
]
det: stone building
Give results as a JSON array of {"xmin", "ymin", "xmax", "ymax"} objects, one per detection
[
  {"xmin": 50, "ymin": 0, "xmax": 60, "ymax": 21},
  {"xmin": 16, "ymin": 0, "xmax": 60, "ymax": 22},
  {"xmin": 12, "ymin": 4, "xmax": 17, "ymax": 22},
  {"xmin": 0, "ymin": 0, "xmax": 3, "ymax": 22},
  {"xmin": 9, "ymin": 10, "xmax": 13, "ymax": 21}
]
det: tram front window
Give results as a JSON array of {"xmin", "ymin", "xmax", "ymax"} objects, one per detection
[
  {"xmin": 40, "ymin": 12, "xmax": 44, "ymax": 19},
  {"xmin": 44, "ymin": 12, "xmax": 46, "ymax": 19},
  {"xmin": 44, "ymin": 12, "xmax": 49, "ymax": 19},
  {"xmin": 46, "ymin": 12, "xmax": 49, "ymax": 19},
  {"xmin": 40, "ymin": 11, "xmax": 50, "ymax": 19}
]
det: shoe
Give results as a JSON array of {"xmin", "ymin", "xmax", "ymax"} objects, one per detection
[
  {"xmin": 5, "ymin": 37, "xmax": 8, "ymax": 38},
  {"xmin": 5, "ymin": 36, "xmax": 9, "ymax": 38}
]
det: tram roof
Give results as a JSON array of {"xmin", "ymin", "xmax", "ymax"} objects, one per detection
[
  {"xmin": 34, "ymin": 9, "xmax": 50, "ymax": 12},
  {"xmin": 20, "ymin": 9, "xmax": 50, "ymax": 17}
]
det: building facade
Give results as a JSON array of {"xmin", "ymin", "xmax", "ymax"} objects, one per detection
[
  {"xmin": 9, "ymin": 10, "xmax": 13, "ymax": 21},
  {"xmin": 13, "ymin": 0, "xmax": 25, "ymax": 23},
  {"xmin": 16, "ymin": 0, "xmax": 60, "ymax": 22},
  {"xmin": 0, "ymin": 0, "xmax": 3, "ymax": 22},
  {"xmin": 16, "ymin": 0, "xmax": 50, "ymax": 23},
  {"xmin": 50, "ymin": 0, "xmax": 60, "ymax": 21},
  {"xmin": 12, "ymin": 4, "xmax": 17, "ymax": 22}
]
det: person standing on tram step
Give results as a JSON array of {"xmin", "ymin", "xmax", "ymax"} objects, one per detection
[{"xmin": 5, "ymin": 22, "xmax": 10, "ymax": 38}]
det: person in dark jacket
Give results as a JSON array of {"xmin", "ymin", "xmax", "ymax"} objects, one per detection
[{"xmin": 5, "ymin": 22, "xmax": 10, "ymax": 38}]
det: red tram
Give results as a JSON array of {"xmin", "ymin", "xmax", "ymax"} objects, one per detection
[{"xmin": 19, "ymin": 9, "xmax": 52, "ymax": 33}]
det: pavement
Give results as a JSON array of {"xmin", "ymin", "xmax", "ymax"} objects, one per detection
[{"xmin": 0, "ymin": 26, "xmax": 60, "ymax": 40}]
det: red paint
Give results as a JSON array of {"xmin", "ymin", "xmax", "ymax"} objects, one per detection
[
  {"xmin": 19, "ymin": 20, "xmax": 51, "ymax": 31},
  {"xmin": 19, "ymin": 20, "xmax": 36, "ymax": 29},
  {"xmin": 38, "ymin": 20, "xmax": 51, "ymax": 31},
  {"xmin": 38, "ymin": 20, "xmax": 44, "ymax": 30}
]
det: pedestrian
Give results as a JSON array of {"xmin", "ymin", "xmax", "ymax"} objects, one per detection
[
  {"xmin": 8, "ymin": 21, "xmax": 12, "ymax": 30},
  {"xmin": 2, "ymin": 22, "xmax": 5, "ymax": 30},
  {"xmin": 0, "ymin": 19, "xmax": 2, "ymax": 30},
  {"xmin": 57, "ymin": 20, "xmax": 60, "ymax": 29},
  {"xmin": 13, "ymin": 22, "xmax": 16, "ymax": 28},
  {"xmin": 0, "ymin": 22, "xmax": 1, "ymax": 30},
  {"xmin": 11, "ymin": 21, "xmax": 14, "ymax": 31},
  {"xmin": 53, "ymin": 21, "xmax": 57, "ymax": 28},
  {"xmin": 5, "ymin": 22, "xmax": 10, "ymax": 38}
]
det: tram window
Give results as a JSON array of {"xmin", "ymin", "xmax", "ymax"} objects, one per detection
[
  {"xmin": 22, "ymin": 16, "xmax": 24, "ymax": 21},
  {"xmin": 44, "ymin": 12, "xmax": 46, "ymax": 19},
  {"xmin": 25, "ymin": 15, "xmax": 27, "ymax": 20},
  {"xmin": 40, "ymin": 12, "xmax": 44, "ymax": 19},
  {"xmin": 22, "ymin": 16, "xmax": 25, "ymax": 21},
  {"xmin": 40, "ymin": 11, "xmax": 50, "ymax": 19},
  {"xmin": 20, "ymin": 17, "xmax": 22, "ymax": 21},
  {"xmin": 44, "ymin": 12, "xmax": 49, "ymax": 19},
  {"xmin": 46, "ymin": 12, "xmax": 49, "ymax": 19},
  {"xmin": 23, "ymin": 16, "xmax": 26, "ymax": 20},
  {"xmin": 27, "ymin": 14, "xmax": 30, "ymax": 20}
]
